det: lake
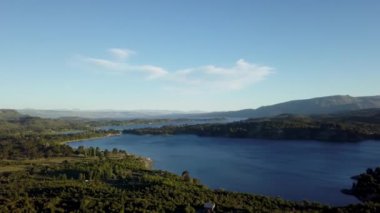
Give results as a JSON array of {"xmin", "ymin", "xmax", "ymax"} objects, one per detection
[{"xmin": 69, "ymin": 134, "xmax": 380, "ymax": 206}]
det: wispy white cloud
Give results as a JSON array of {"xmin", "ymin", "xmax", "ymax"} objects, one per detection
[
  {"xmin": 80, "ymin": 48, "xmax": 274, "ymax": 91},
  {"xmin": 169, "ymin": 59, "xmax": 273, "ymax": 90},
  {"xmin": 81, "ymin": 49, "xmax": 168, "ymax": 79},
  {"xmin": 138, "ymin": 65, "xmax": 168, "ymax": 79},
  {"xmin": 84, "ymin": 57, "xmax": 169, "ymax": 79},
  {"xmin": 84, "ymin": 57, "xmax": 124, "ymax": 70},
  {"xmin": 108, "ymin": 48, "xmax": 135, "ymax": 60}
]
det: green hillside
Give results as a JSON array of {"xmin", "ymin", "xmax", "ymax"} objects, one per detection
[
  {"xmin": 1, "ymin": 111, "xmax": 380, "ymax": 212},
  {"xmin": 125, "ymin": 109, "xmax": 380, "ymax": 142}
]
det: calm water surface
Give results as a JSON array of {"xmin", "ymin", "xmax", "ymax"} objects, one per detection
[{"xmin": 69, "ymin": 134, "xmax": 380, "ymax": 206}]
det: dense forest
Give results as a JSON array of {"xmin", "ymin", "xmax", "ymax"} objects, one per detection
[
  {"xmin": 0, "ymin": 145, "xmax": 331, "ymax": 213},
  {"xmin": 124, "ymin": 109, "xmax": 380, "ymax": 142},
  {"xmin": 1, "ymin": 109, "xmax": 380, "ymax": 212}
]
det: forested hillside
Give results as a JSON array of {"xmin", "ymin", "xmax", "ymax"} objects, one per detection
[
  {"xmin": 125, "ymin": 109, "xmax": 380, "ymax": 142},
  {"xmin": 1, "ymin": 110, "xmax": 380, "ymax": 212},
  {"xmin": 198, "ymin": 95, "xmax": 380, "ymax": 118}
]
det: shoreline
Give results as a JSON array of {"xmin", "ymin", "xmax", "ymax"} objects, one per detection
[
  {"xmin": 60, "ymin": 133, "xmax": 153, "ymax": 169},
  {"xmin": 58, "ymin": 133, "xmax": 122, "ymax": 145}
]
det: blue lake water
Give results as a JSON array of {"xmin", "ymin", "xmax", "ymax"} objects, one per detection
[{"xmin": 69, "ymin": 134, "xmax": 380, "ymax": 206}]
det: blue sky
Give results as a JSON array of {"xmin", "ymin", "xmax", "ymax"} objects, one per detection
[{"xmin": 1, "ymin": 1, "xmax": 379, "ymax": 111}]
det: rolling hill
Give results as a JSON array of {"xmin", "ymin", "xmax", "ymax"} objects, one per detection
[
  {"xmin": 125, "ymin": 108, "xmax": 380, "ymax": 142},
  {"xmin": 199, "ymin": 95, "xmax": 380, "ymax": 118},
  {"xmin": 16, "ymin": 95, "xmax": 380, "ymax": 120}
]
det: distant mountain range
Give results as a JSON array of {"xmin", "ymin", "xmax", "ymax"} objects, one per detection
[
  {"xmin": 15, "ymin": 95, "xmax": 380, "ymax": 119},
  {"xmin": 197, "ymin": 95, "xmax": 380, "ymax": 119},
  {"xmin": 16, "ymin": 109, "xmax": 193, "ymax": 119}
]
